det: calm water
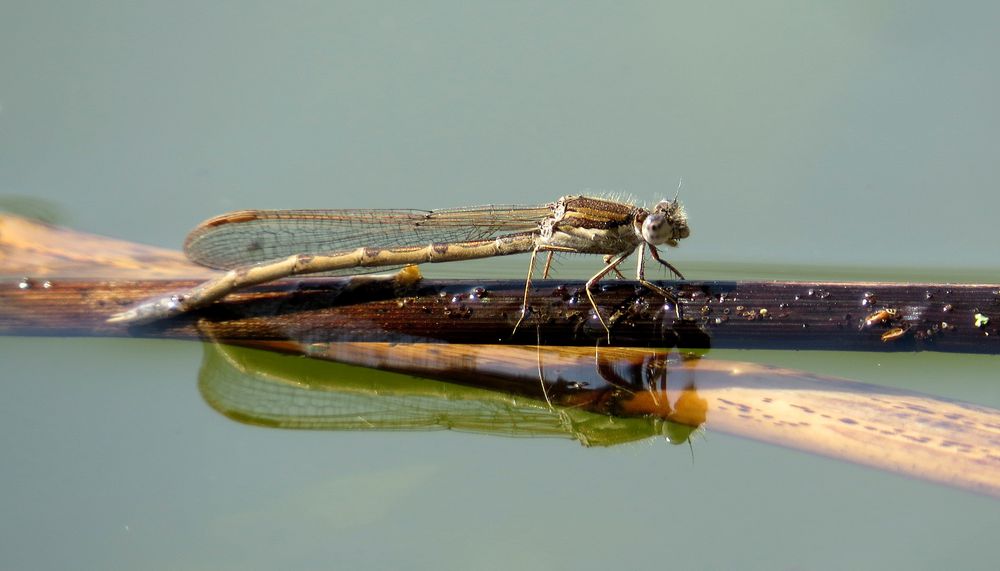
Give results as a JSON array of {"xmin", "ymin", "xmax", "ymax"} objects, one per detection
[
  {"xmin": 2, "ymin": 257, "xmax": 999, "ymax": 570},
  {"xmin": 3, "ymin": 2, "xmax": 1000, "ymax": 569}
]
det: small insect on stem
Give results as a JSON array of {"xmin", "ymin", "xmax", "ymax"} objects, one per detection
[
  {"xmin": 862, "ymin": 306, "xmax": 909, "ymax": 342},
  {"xmin": 107, "ymin": 195, "xmax": 692, "ymax": 340},
  {"xmin": 863, "ymin": 308, "xmax": 899, "ymax": 328},
  {"xmin": 880, "ymin": 327, "xmax": 908, "ymax": 343}
]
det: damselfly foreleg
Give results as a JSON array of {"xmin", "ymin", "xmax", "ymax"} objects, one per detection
[{"xmin": 649, "ymin": 245, "xmax": 685, "ymax": 280}]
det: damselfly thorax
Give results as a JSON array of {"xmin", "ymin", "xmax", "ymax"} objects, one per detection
[{"xmin": 108, "ymin": 195, "xmax": 691, "ymax": 338}]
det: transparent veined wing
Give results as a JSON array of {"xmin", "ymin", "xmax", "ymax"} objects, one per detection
[{"xmin": 184, "ymin": 204, "xmax": 553, "ymax": 271}]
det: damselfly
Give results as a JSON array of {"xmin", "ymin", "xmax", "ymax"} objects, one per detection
[{"xmin": 108, "ymin": 195, "xmax": 691, "ymax": 336}]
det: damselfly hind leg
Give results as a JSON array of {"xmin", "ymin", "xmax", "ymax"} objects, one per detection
[
  {"xmin": 513, "ymin": 245, "xmax": 576, "ymax": 337},
  {"xmin": 511, "ymin": 247, "xmax": 540, "ymax": 336}
]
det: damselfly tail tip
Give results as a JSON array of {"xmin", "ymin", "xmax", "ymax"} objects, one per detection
[
  {"xmin": 107, "ymin": 296, "xmax": 183, "ymax": 325},
  {"xmin": 106, "ymin": 309, "xmax": 139, "ymax": 324}
]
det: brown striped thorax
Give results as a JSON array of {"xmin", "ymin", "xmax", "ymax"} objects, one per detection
[{"xmin": 541, "ymin": 196, "xmax": 690, "ymax": 255}]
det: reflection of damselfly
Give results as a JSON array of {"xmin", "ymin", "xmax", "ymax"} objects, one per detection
[{"xmin": 109, "ymin": 195, "xmax": 691, "ymax": 335}]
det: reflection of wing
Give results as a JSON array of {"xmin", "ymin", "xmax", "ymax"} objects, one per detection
[
  {"xmin": 196, "ymin": 342, "xmax": 657, "ymax": 446},
  {"xmin": 184, "ymin": 204, "xmax": 554, "ymax": 270}
]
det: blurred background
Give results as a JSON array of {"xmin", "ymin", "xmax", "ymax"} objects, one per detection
[
  {"xmin": 2, "ymin": 2, "xmax": 998, "ymax": 270},
  {"xmin": 2, "ymin": 3, "xmax": 999, "ymax": 570}
]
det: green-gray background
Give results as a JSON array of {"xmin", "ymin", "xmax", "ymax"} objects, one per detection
[
  {"xmin": 4, "ymin": 2, "xmax": 999, "ymax": 268},
  {"xmin": 2, "ymin": 2, "xmax": 998, "ymax": 570}
]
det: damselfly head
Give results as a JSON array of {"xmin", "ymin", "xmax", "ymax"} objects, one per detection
[{"xmin": 641, "ymin": 199, "xmax": 690, "ymax": 247}]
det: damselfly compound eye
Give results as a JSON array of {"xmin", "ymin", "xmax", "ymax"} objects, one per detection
[
  {"xmin": 641, "ymin": 200, "xmax": 689, "ymax": 246},
  {"xmin": 641, "ymin": 214, "xmax": 667, "ymax": 244}
]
